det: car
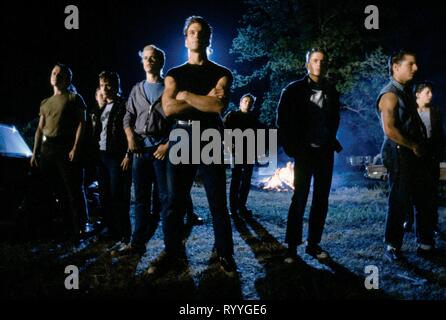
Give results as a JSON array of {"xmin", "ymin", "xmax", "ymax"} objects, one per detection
[
  {"xmin": 0, "ymin": 124, "xmax": 32, "ymax": 220},
  {"xmin": 365, "ymin": 162, "xmax": 446, "ymax": 182},
  {"xmin": 364, "ymin": 164, "xmax": 388, "ymax": 181},
  {"xmin": 0, "ymin": 123, "xmax": 101, "ymax": 240}
]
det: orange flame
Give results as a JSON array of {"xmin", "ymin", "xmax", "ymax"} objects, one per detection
[{"xmin": 260, "ymin": 161, "xmax": 295, "ymax": 191}]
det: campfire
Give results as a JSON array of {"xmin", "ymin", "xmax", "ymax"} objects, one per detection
[{"xmin": 258, "ymin": 161, "xmax": 295, "ymax": 192}]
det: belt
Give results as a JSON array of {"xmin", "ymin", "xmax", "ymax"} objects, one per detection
[
  {"xmin": 42, "ymin": 135, "xmax": 70, "ymax": 145},
  {"xmin": 177, "ymin": 120, "xmax": 194, "ymax": 126}
]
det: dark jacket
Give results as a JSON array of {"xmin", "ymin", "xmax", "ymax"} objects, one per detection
[
  {"xmin": 92, "ymin": 96, "xmax": 128, "ymax": 156},
  {"xmin": 427, "ymin": 105, "xmax": 445, "ymax": 160},
  {"xmin": 223, "ymin": 110, "xmax": 258, "ymax": 131},
  {"xmin": 223, "ymin": 110, "xmax": 259, "ymax": 163},
  {"xmin": 123, "ymin": 81, "xmax": 170, "ymax": 143},
  {"xmin": 276, "ymin": 75, "xmax": 342, "ymax": 157}
]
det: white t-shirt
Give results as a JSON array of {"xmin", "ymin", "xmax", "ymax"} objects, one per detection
[
  {"xmin": 310, "ymin": 89, "xmax": 324, "ymax": 109},
  {"xmin": 418, "ymin": 110, "xmax": 432, "ymax": 139},
  {"xmin": 99, "ymin": 103, "xmax": 114, "ymax": 151}
]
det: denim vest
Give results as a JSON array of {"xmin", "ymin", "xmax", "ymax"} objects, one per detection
[{"xmin": 376, "ymin": 78, "xmax": 427, "ymax": 166}]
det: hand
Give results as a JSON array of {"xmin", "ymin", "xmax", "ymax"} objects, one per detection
[
  {"xmin": 120, "ymin": 156, "xmax": 131, "ymax": 171},
  {"xmin": 68, "ymin": 147, "xmax": 77, "ymax": 162},
  {"xmin": 154, "ymin": 142, "xmax": 169, "ymax": 160},
  {"xmin": 207, "ymin": 88, "xmax": 224, "ymax": 99},
  {"xmin": 30, "ymin": 154, "xmax": 38, "ymax": 168},
  {"xmin": 176, "ymin": 91, "xmax": 189, "ymax": 101},
  {"xmin": 128, "ymin": 135, "xmax": 139, "ymax": 153},
  {"xmin": 412, "ymin": 144, "xmax": 426, "ymax": 157}
]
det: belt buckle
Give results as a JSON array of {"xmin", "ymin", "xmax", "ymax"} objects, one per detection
[{"xmin": 178, "ymin": 120, "xmax": 193, "ymax": 126}]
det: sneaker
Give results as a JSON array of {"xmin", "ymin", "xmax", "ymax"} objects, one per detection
[
  {"xmin": 147, "ymin": 251, "xmax": 171, "ymax": 276},
  {"xmin": 305, "ymin": 244, "xmax": 330, "ymax": 261},
  {"xmin": 416, "ymin": 245, "xmax": 436, "ymax": 259},
  {"xmin": 384, "ymin": 247, "xmax": 403, "ymax": 262},
  {"xmin": 147, "ymin": 251, "xmax": 186, "ymax": 276},
  {"xmin": 284, "ymin": 255, "xmax": 298, "ymax": 264},
  {"xmin": 284, "ymin": 245, "xmax": 297, "ymax": 264},
  {"xmin": 219, "ymin": 255, "xmax": 238, "ymax": 277},
  {"xmin": 186, "ymin": 213, "xmax": 204, "ymax": 226},
  {"xmin": 110, "ymin": 243, "xmax": 144, "ymax": 257}
]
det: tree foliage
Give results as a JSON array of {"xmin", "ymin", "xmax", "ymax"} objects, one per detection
[
  {"xmin": 340, "ymin": 48, "xmax": 388, "ymax": 153},
  {"xmin": 231, "ymin": 0, "xmax": 389, "ymax": 152}
]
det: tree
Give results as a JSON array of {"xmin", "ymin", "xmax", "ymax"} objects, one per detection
[
  {"xmin": 340, "ymin": 48, "xmax": 388, "ymax": 154},
  {"xmin": 230, "ymin": 0, "xmax": 390, "ymax": 153}
]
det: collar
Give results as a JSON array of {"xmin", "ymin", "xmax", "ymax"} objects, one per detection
[
  {"xmin": 306, "ymin": 75, "xmax": 325, "ymax": 90},
  {"xmin": 390, "ymin": 77, "xmax": 410, "ymax": 93}
]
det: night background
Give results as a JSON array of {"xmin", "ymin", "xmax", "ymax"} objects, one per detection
[{"xmin": 2, "ymin": 0, "xmax": 446, "ymax": 307}]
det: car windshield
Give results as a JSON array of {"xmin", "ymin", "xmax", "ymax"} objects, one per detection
[{"xmin": 0, "ymin": 125, "xmax": 32, "ymax": 157}]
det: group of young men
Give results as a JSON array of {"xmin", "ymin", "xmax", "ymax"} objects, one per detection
[
  {"xmin": 30, "ymin": 15, "xmax": 442, "ymax": 279},
  {"xmin": 31, "ymin": 16, "xmax": 261, "ymax": 276}
]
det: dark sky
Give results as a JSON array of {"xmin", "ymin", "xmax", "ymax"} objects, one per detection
[
  {"xmin": 1, "ymin": 0, "xmax": 244, "ymax": 123},
  {"xmin": 1, "ymin": 0, "xmax": 446, "ymax": 125}
]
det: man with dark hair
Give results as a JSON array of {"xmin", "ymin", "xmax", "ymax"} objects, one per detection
[
  {"xmin": 91, "ymin": 71, "xmax": 131, "ymax": 245},
  {"xmin": 224, "ymin": 93, "xmax": 258, "ymax": 218},
  {"xmin": 183, "ymin": 16, "xmax": 213, "ymax": 50},
  {"xmin": 277, "ymin": 48, "xmax": 342, "ymax": 264},
  {"xmin": 149, "ymin": 15, "xmax": 236, "ymax": 276},
  {"xmin": 121, "ymin": 44, "xmax": 171, "ymax": 256},
  {"xmin": 388, "ymin": 50, "xmax": 417, "ymax": 76},
  {"xmin": 31, "ymin": 63, "xmax": 88, "ymax": 242},
  {"xmin": 377, "ymin": 50, "xmax": 436, "ymax": 261},
  {"xmin": 404, "ymin": 82, "xmax": 444, "ymax": 233}
]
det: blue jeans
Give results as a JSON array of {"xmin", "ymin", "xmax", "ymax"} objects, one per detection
[
  {"xmin": 97, "ymin": 151, "xmax": 131, "ymax": 241},
  {"xmin": 131, "ymin": 146, "xmax": 168, "ymax": 250},
  {"xmin": 384, "ymin": 147, "xmax": 435, "ymax": 248},
  {"xmin": 153, "ymin": 178, "xmax": 194, "ymax": 217},
  {"xmin": 229, "ymin": 164, "xmax": 254, "ymax": 213},
  {"xmin": 164, "ymin": 124, "xmax": 234, "ymax": 257}
]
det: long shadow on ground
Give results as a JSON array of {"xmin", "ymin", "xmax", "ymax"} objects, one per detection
[{"xmin": 232, "ymin": 213, "xmax": 390, "ymax": 299}]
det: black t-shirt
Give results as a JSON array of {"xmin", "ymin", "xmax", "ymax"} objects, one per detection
[
  {"xmin": 223, "ymin": 110, "xmax": 259, "ymax": 162},
  {"xmin": 223, "ymin": 110, "xmax": 258, "ymax": 131},
  {"xmin": 166, "ymin": 61, "xmax": 233, "ymax": 124}
]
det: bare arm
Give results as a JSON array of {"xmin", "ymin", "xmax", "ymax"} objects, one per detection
[
  {"xmin": 30, "ymin": 115, "xmax": 45, "ymax": 167},
  {"xmin": 162, "ymin": 76, "xmax": 196, "ymax": 117},
  {"xmin": 379, "ymin": 92, "xmax": 423, "ymax": 156},
  {"xmin": 69, "ymin": 117, "xmax": 84, "ymax": 161},
  {"xmin": 178, "ymin": 75, "xmax": 231, "ymax": 114}
]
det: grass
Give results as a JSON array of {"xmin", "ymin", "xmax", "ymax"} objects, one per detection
[{"xmin": 1, "ymin": 169, "xmax": 446, "ymax": 300}]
